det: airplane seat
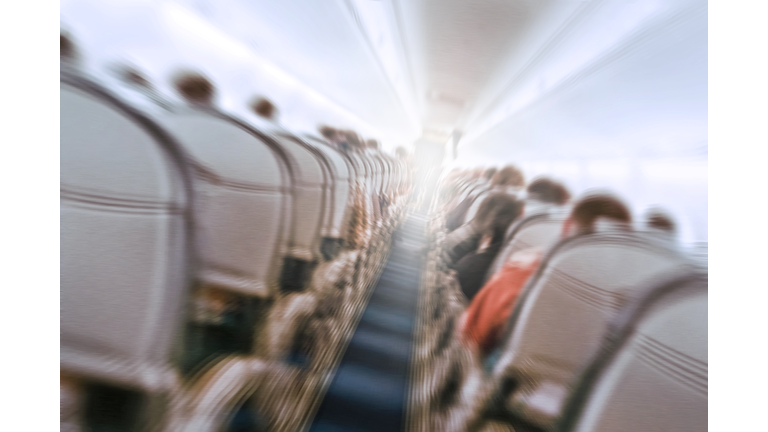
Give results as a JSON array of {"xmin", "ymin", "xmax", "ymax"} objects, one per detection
[
  {"xmin": 373, "ymin": 153, "xmax": 391, "ymax": 224},
  {"xmin": 360, "ymin": 152, "xmax": 385, "ymax": 243},
  {"xmin": 484, "ymin": 211, "xmax": 569, "ymax": 285},
  {"xmin": 278, "ymin": 134, "xmax": 339, "ymax": 257},
  {"xmin": 61, "ymin": 70, "xmax": 194, "ymax": 429},
  {"xmin": 268, "ymin": 135, "xmax": 328, "ymax": 293},
  {"xmin": 422, "ymin": 270, "xmax": 467, "ymax": 361},
  {"xmin": 345, "ymin": 153, "xmax": 374, "ymax": 251},
  {"xmin": 302, "ymin": 136, "xmax": 353, "ymax": 261},
  {"xmin": 557, "ymin": 274, "xmax": 707, "ymax": 432},
  {"xmin": 434, "ymin": 228, "xmax": 700, "ymax": 432},
  {"xmin": 152, "ymin": 97, "xmax": 297, "ymax": 376},
  {"xmin": 163, "ymin": 355, "xmax": 310, "ymax": 432},
  {"xmin": 376, "ymin": 153, "xmax": 394, "ymax": 226},
  {"xmin": 225, "ymin": 132, "xmax": 362, "ymax": 376}
]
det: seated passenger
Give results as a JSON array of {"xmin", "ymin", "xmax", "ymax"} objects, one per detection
[
  {"xmin": 450, "ymin": 194, "xmax": 525, "ymax": 300},
  {"xmin": 60, "ymin": 33, "xmax": 79, "ymax": 69},
  {"xmin": 173, "ymin": 71, "xmax": 217, "ymax": 109},
  {"xmin": 318, "ymin": 125, "xmax": 341, "ymax": 150},
  {"xmin": 483, "ymin": 167, "xmax": 497, "ymax": 183},
  {"xmin": 458, "ymin": 193, "xmax": 632, "ymax": 359},
  {"xmin": 461, "ymin": 165, "xmax": 526, "ymax": 222},
  {"xmin": 443, "ymin": 193, "xmax": 520, "ymax": 266},
  {"xmin": 524, "ymin": 176, "xmax": 571, "ymax": 214},
  {"xmin": 446, "ymin": 165, "xmax": 524, "ymax": 232},
  {"xmin": 643, "ymin": 207, "xmax": 678, "ymax": 245},
  {"xmin": 249, "ymin": 96, "xmax": 286, "ymax": 133}
]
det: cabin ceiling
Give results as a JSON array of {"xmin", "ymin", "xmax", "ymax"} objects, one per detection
[
  {"xmin": 394, "ymin": 0, "xmax": 564, "ymax": 136},
  {"xmin": 61, "ymin": 0, "xmax": 705, "ymax": 152}
]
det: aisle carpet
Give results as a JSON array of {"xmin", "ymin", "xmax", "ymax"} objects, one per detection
[{"xmin": 308, "ymin": 212, "xmax": 428, "ymax": 432}]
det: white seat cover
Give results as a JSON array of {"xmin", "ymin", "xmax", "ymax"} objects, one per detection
[
  {"xmin": 382, "ymin": 154, "xmax": 396, "ymax": 195},
  {"xmin": 271, "ymin": 135, "xmax": 328, "ymax": 262},
  {"xmin": 157, "ymin": 111, "xmax": 289, "ymax": 297},
  {"xmin": 492, "ymin": 232, "xmax": 696, "ymax": 428},
  {"xmin": 306, "ymin": 138, "xmax": 352, "ymax": 239},
  {"xmin": 61, "ymin": 77, "xmax": 190, "ymax": 390},
  {"xmin": 571, "ymin": 283, "xmax": 707, "ymax": 432},
  {"xmin": 369, "ymin": 151, "xmax": 386, "ymax": 196},
  {"xmin": 486, "ymin": 213, "xmax": 566, "ymax": 281}
]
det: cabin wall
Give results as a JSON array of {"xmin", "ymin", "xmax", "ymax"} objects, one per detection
[
  {"xmin": 60, "ymin": 0, "xmax": 420, "ymax": 151},
  {"xmin": 456, "ymin": 0, "xmax": 707, "ymax": 245}
]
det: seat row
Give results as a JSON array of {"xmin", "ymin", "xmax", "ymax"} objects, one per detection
[
  {"xmin": 60, "ymin": 57, "xmax": 409, "ymax": 432},
  {"xmin": 409, "ymin": 171, "xmax": 706, "ymax": 432}
]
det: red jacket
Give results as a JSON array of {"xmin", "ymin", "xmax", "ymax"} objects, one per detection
[{"xmin": 458, "ymin": 248, "xmax": 543, "ymax": 357}]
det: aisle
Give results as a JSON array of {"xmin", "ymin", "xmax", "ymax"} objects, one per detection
[{"xmin": 308, "ymin": 212, "xmax": 428, "ymax": 432}]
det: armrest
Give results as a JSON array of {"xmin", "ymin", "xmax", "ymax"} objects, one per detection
[{"xmin": 507, "ymin": 378, "xmax": 568, "ymax": 430}]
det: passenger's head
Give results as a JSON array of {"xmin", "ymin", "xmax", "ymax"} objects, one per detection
[
  {"xmin": 114, "ymin": 64, "xmax": 153, "ymax": 89},
  {"xmin": 564, "ymin": 193, "xmax": 632, "ymax": 236},
  {"xmin": 483, "ymin": 167, "xmax": 498, "ymax": 181},
  {"xmin": 472, "ymin": 193, "xmax": 525, "ymax": 241},
  {"xmin": 173, "ymin": 71, "xmax": 215, "ymax": 105},
  {"xmin": 61, "ymin": 33, "xmax": 79, "ymax": 64},
  {"xmin": 526, "ymin": 177, "xmax": 571, "ymax": 205},
  {"xmin": 644, "ymin": 208, "xmax": 677, "ymax": 234},
  {"xmin": 319, "ymin": 126, "xmax": 339, "ymax": 143},
  {"xmin": 343, "ymin": 131, "xmax": 364, "ymax": 152},
  {"xmin": 61, "ymin": 34, "xmax": 73, "ymax": 60},
  {"xmin": 251, "ymin": 97, "xmax": 278, "ymax": 120},
  {"xmin": 366, "ymin": 139, "xmax": 380, "ymax": 150},
  {"xmin": 491, "ymin": 165, "xmax": 525, "ymax": 188}
]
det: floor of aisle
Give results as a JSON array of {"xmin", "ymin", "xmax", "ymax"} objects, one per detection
[{"xmin": 308, "ymin": 211, "xmax": 428, "ymax": 432}]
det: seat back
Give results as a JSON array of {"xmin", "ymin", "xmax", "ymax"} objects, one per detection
[
  {"xmin": 61, "ymin": 73, "xmax": 193, "ymax": 388},
  {"xmin": 156, "ymin": 110, "xmax": 290, "ymax": 298},
  {"xmin": 485, "ymin": 212, "xmax": 567, "ymax": 283},
  {"xmin": 350, "ymin": 152, "xmax": 373, "ymax": 216},
  {"xmin": 562, "ymin": 275, "xmax": 707, "ymax": 432},
  {"xmin": 383, "ymin": 154, "xmax": 398, "ymax": 196},
  {"xmin": 284, "ymin": 135, "xmax": 337, "ymax": 241},
  {"xmin": 371, "ymin": 152, "xmax": 387, "ymax": 196},
  {"xmin": 302, "ymin": 137, "xmax": 352, "ymax": 235},
  {"xmin": 491, "ymin": 231, "xmax": 696, "ymax": 429},
  {"xmin": 270, "ymin": 135, "xmax": 328, "ymax": 264}
]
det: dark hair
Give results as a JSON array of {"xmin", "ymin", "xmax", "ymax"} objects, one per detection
[
  {"xmin": 173, "ymin": 71, "xmax": 215, "ymax": 104},
  {"xmin": 344, "ymin": 131, "xmax": 363, "ymax": 149},
  {"xmin": 484, "ymin": 167, "xmax": 497, "ymax": 181},
  {"xmin": 492, "ymin": 165, "xmax": 525, "ymax": 188},
  {"xmin": 122, "ymin": 67, "xmax": 151, "ymax": 88},
  {"xmin": 61, "ymin": 34, "xmax": 75, "ymax": 60},
  {"xmin": 473, "ymin": 193, "xmax": 525, "ymax": 241},
  {"xmin": 570, "ymin": 194, "xmax": 632, "ymax": 234},
  {"xmin": 645, "ymin": 209, "xmax": 676, "ymax": 233},
  {"xmin": 527, "ymin": 177, "xmax": 571, "ymax": 205},
  {"xmin": 251, "ymin": 97, "xmax": 277, "ymax": 119},
  {"xmin": 366, "ymin": 139, "xmax": 380, "ymax": 150},
  {"xmin": 319, "ymin": 126, "xmax": 336, "ymax": 140}
]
